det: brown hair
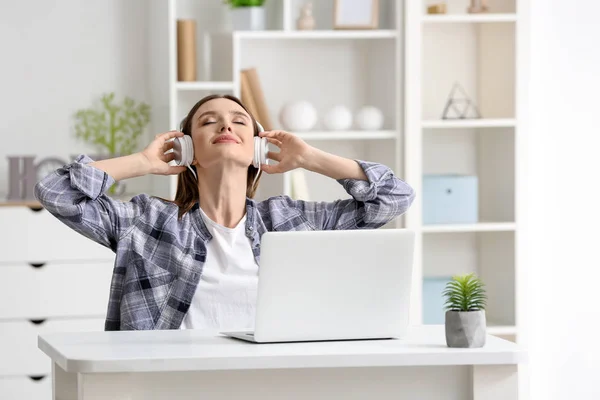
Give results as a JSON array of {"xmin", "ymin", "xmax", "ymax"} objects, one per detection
[{"xmin": 173, "ymin": 94, "xmax": 263, "ymax": 218}]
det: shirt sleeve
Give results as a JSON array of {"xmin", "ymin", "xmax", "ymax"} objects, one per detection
[
  {"xmin": 284, "ymin": 160, "xmax": 415, "ymax": 230},
  {"xmin": 34, "ymin": 154, "xmax": 148, "ymax": 251}
]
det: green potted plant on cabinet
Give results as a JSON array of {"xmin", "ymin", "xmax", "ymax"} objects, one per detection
[
  {"xmin": 443, "ymin": 273, "xmax": 487, "ymax": 348},
  {"xmin": 223, "ymin": 0, "xmax": 266, "ymax": 31}
]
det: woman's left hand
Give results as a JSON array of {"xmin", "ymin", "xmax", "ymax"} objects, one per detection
[{"xmin": 258, "ymin": 130, "xmax": 313, "ymax": 174}]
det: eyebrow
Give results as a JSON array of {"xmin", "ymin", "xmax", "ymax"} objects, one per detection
[{"xmin": 196, "ymin": 110, "xmax": 250, "ymax": 122}]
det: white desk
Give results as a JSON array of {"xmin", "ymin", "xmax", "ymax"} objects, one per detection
[{"xmin": 38, "ymin": 325, "xmax": 526, "ymax": 400}]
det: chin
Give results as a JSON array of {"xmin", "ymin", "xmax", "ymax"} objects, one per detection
[{"xmin": 201, "ymin": 155, "xmax": 251, "ymax": 169}]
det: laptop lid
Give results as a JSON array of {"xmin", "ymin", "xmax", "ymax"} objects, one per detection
[{"xmin": 253, "ymin": 229, "xmax": 415, "ymax": 342}]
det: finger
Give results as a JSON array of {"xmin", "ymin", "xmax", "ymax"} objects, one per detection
[
  {"xmin": 267, "ymin": 151, "xmax": 282, "ymax": 162},
  {"xmin": 156, "ymin": 130, "xmax": 184, "ymax": 142},
  {"xmin": 163, "ymin": 140, "xmax": 175, "ymax": 151},
  {"xmin": 166, "ymin": 165, "xmax": 187, "ymax": 175},
  {"xmin": 163, "ymin": 152, "xmax": 176, "ymax": 163},
  {"xmin": 260, "ymin": 164, "xmax": 282, "ymax": 174},
  {"xmin": 260, "ymin": 130, "xmax": 287, "ymax": 139},
  {"xmin": 266, "ymin": 137, "xmax": 283, "ymax": 148}
]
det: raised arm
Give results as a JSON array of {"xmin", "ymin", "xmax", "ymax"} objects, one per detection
[
  {"xmin": 258, "ymin": 130, "xmax": 415, "ymax": 230},
  {"xmin": 34, "ymin": 131, "xmax": 187, "ymax": 249}
]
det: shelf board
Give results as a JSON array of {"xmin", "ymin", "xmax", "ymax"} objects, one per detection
[
  {"xmin": 0, "ymin": 201, "xmax": 43, "ymax": 209},
  {"xmin": 488, "ymin": 324, "xmax": 517, "ymax": 336},
  {"xmin": 175, "ymin": 81, "xmax": 235, "ymax": 91},
  {"xmin": 421, "ymin": 222, "xmax": 516, "ymax": 233},
  {"xmin": 294, "ymin": 130, "xmax": 397, "ymax": 141},
  {"xmin": 422, "ymin": 118, "xmax": 517, "ymax": 129},
  {"xmin": 422, "ymin": 14, "xmax": 517, "ymax": 23},
  {"xmin": 234, "ymin": 30, "xmax": 397, "ymax": 40}
]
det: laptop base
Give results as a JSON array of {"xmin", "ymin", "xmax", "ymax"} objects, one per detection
[{"xmin": 220, "ymin": 331, "xmax": 396, "ymax": 344}]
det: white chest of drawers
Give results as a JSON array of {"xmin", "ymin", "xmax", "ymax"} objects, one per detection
[{"xmin": 0, "ymin": 206, "xmax": 113, "ymax": 400}]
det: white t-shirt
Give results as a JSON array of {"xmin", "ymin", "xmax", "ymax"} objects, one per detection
[{"xmin": 180, "ymin": 208, "xmax": 259, "ymax": 331}]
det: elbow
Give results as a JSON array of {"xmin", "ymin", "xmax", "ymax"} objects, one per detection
[
  {"xmin": 385, "ymin": 183, "xmax": 417, "ymax": 223},
  {"xmin": 33, "ymin": 173, "xmax": 71, "ymax": 216},
  {"xmin": 396, "ymin": 183, "xmax": 416, "ymax": 218},
  {"xmin": 406, "ymin": 184, "xmax": 416, "ymax": 210},
  {"xmin": 34, "ymin": 179, "xmax": 48, "ymax": 207}
]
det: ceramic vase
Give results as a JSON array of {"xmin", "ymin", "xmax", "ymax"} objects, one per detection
[
  {"xmin": 355, "ymin": 106, "xmax": 384, "ymax": 130},
  {"xmin": 323, "ymin": 105, "xmax": 352, "ymax": 130},
  {"xmin": 279, "ymin": 101, "xmax": 317, "ymax": 132}
]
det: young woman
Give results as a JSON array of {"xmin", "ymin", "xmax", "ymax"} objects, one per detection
[{"xmin": 35, "ymin": 94, "xmax": 415, "ymax": 331}]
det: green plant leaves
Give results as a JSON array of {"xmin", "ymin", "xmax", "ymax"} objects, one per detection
[
  {"xmin": 223, "ymin": 0, "xmax": 265, "ymax": 7},
  {"xmin": 73, "ymin": 92, "xmax": 151, "ymax": 158},
  {"xmin": 442, "ymin": 272, "xmax": 487, "ymax": 312}
]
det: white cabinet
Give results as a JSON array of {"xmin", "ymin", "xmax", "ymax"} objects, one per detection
[
  {"xmin": 0, "ymin": 208, "xmax": 114, "ymax": 263},
  {"xmin": 0, "ymin": 206, "xmax": 112, "ymax": 399},
  {"xmin": 0, "ymin": 319, "xmax": 105, "ymax": 376},
  {"xmin": 0, "ymin": 262, "xmax": 113, "ymax": 319},
  {"xmin": 0, "ymin": 376, "xmax": 51, "ymax": 400}
]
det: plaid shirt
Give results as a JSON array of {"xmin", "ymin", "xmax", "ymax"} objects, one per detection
[{"xmin": 35, "ymin": 155, "xmax": 415, "ymax": 331}]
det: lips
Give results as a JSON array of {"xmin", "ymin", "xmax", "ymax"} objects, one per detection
[{"xmin": 213, "ymin": 134, "xmax": 239, "ymax": 144}]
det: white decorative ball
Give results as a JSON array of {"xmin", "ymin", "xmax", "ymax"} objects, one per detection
[
  {"xmin": 323, "ymin": 105, "xmax": 353, "ymax": 131},
  {"xmin": 278, "ymin": 101, "xmax": 317, "ymax": 132},
  {"xmin": 355, "ymin": 106, "xmax": 384, "ymax": 130}
]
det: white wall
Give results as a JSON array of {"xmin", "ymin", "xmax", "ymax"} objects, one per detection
[
  {"xmin": 0, "ymin": 0, "xmax": 155, "ymax": 198},
  {"xmin": 526, "ymin": 0, "xmax": 600, "ymax": 399}
]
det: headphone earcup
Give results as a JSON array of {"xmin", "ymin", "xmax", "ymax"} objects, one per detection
[
  {"xmin": 173, "ymin": 135, "xmax": 194, "ymax": 166},
  {"xmin": 253, "ymin": 137, "xmax": 268, "ymax": 168}
]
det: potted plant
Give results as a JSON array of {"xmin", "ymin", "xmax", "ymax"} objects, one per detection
[
  {"xmin": 442, "ymin": 273, "xmax": 487, "ymax": 348},
  {"xmin": 223, "ymin": 0, "xmax": 266, "ymax": 31},
  {"xmin": 74, "ymin": 92, "xmax": 151, "ymax": 195}
]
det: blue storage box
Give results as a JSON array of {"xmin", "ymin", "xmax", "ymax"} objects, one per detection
[
  {"xmin": 423, "ymin": 276, "xmax": 452, "ymax": 324},
  {"xmin": 423, "ymin": 174, "xmax": 478, "ymax": 225}
]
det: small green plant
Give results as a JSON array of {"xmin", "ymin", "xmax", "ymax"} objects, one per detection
[
  {"xmin": 74, "ymin": 92, "xmax": 150, "ymax": 158},
  {"xmin": 223, "ymin": 0, "xmax": 265, "ymax": 7},
  {"xmin": 443, "ymin": 273, "xmax": 487, "ymax": 312},
  {"xmin": 74, "ymin": 92, "xmax": 150, "ymax": 194}
]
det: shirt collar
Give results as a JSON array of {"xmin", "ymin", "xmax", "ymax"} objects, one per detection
[{"xmin": 190, "ymin": 198, "xmax": 260, "ymax": 242}]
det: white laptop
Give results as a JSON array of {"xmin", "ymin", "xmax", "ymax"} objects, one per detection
[{"xmin": 221, "ymin": 228, "xmax": 415, "ymax": 343}]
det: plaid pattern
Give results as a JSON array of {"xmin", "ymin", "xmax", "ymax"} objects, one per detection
[{"xmin": 35, "ymin": 155, "xmax": 415, "ymax": 331}]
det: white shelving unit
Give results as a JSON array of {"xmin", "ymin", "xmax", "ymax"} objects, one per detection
[
  {"xmin": 162, "ymin": 0, "xmax": 403, "ymax": 213},
  {"xmin": 407, "ymin": 0, "xmax": 526, "ymax": 343},
  {"xmin": 152, "ymin": 0, "xmax": 527, "ymax": 344}
]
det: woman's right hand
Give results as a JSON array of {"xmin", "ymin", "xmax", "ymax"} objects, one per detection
[{"xmin": 140, "ymin": 131, "xmax": 188, "ymax": 176}]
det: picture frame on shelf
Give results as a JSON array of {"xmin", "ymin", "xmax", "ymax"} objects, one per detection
[{"xmin": 333, "ymin": 0, "xmax": 379, "ymax": 30}]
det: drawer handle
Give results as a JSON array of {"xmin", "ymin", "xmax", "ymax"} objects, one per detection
[
  {"xmin": 28, "ymin": 205, "xmax": 44, "ymax": 212},
  {"xmin": 30, "ymin": 319, "xmax": 47, "ymax": 325},
  {"xmin": 28, "ymin": 375, "xmax": 47, "ymax": 382},
  {"xmin": 29, "ymin": 262, "xmax": 46, "ymax": 269}
]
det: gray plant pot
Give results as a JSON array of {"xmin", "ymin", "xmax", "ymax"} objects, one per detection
[
  {"xmin": 445, "ymin": 310, "xmax": 486, "ymax": 348},
  {"xmin": 230, "ymin": 7, "xmax": 266, "ymax": 31}
]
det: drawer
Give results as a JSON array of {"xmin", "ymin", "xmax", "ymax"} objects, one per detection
[
  {"xmin": 0, "ymin": 376, "xmax": 51, "ymax": 400},
  {"xmin": 0, "ymin": 207, "xmax": 114, "ymax": 263},
  {"xmin": 0, "ymin": 262, "xmax": 113, "ymax": 319},
  {"xmin": 0, "ymin": 318, "xmax": 105, "ymax": 376}
]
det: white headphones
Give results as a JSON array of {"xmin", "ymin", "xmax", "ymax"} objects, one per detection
[{"xmin": 172, "ymin": 121, "xmax": 269, "ymax": 183}]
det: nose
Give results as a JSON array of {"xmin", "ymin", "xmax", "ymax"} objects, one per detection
[{"xmin": 219, "ymin": 123, "xmax": 233, "ymax": 132}]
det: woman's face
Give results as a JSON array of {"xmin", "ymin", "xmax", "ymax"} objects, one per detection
[{"xmin": 189, "ymin": 98, "xmax": 255, "ymax": 169}]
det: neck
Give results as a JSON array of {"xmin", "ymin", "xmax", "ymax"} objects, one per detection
[{"xmin": 196, "ymin": 166, "xmax": 248, "ymax": 228}]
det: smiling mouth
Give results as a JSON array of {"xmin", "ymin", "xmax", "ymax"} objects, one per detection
[{"xmin": 214, "ymin": 138, "xmax": 239, "ymax": 144}]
